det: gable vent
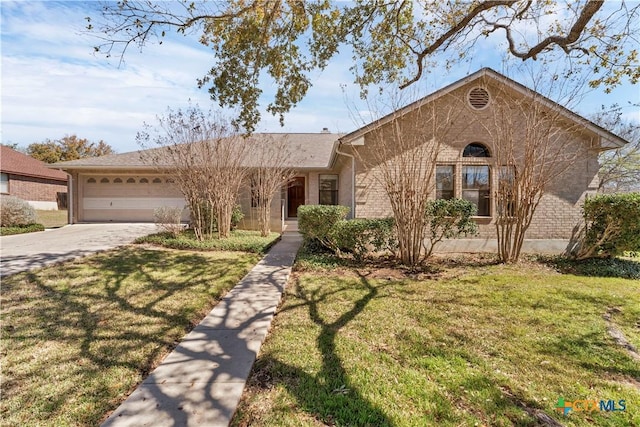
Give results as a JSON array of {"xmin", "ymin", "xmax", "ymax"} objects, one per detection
[{"xmin": 468, "ymin": 87, "xmax": 490, "ymax": 110}]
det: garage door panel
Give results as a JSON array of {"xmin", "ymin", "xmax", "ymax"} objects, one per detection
[
  {"xmin": 80, "ymin": 175, "xmax": 187, "ymax": 222},
  {"xmin": 83, "ymin": 197, "xmax": 186, "ymax": 210}
]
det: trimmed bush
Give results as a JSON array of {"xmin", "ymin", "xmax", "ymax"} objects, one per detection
[
  {"xmin": 298, "ymin": 205, "xmax": 350, "ymax": 251},
  {"xmin": 1, "ymin": 196, "xmax": 37, "ymax": 227},
  {"xmin": 577, "ymin": 193, "xmax": 640, "ymax": 259},
  {"xmin": 333, "ymin": 218, "xmax": 397, "ymax": 260},
  {"xmin": 425, "ymin": 198, "xmax": 478, "ymax": 257}
]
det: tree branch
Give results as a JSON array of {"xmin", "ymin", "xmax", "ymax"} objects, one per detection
[{"xmin": 399, "ymin": 0, "xmax": 517, "ymax": 89}]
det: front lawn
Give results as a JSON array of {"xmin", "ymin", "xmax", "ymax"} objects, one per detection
[
  {"xmin": 37, "ymin": 209, "xmax": 68, "ymax": 228},
  {"xmin": 0, "ymin": 247, "xmax": 260, "ymax": 426},
  {"xmin": 233, "ymin": 256, "xmax": 640, "ymax": 426}
]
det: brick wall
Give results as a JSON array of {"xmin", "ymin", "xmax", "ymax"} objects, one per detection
[{"xmin": 7, "ymin": 174, "xmax": 67, "ymax": 203}]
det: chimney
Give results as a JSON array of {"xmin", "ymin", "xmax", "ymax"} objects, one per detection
[{"xmin": 321, "ymin": 127, "xmax": 330, "ymax": 133}]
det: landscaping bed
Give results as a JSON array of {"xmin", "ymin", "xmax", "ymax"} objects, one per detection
[
  {"xmin": 233, "ymin": 254, "xmax": 640, "ymax": 426},
  {"xmin": 135, "ymin": 229, "xmax": 281, "ymax": 253}
]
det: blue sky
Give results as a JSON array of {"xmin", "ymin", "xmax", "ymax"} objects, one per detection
[{"xmin": 2, "ymin": 1, "xmax": 639, "ymax": 153}]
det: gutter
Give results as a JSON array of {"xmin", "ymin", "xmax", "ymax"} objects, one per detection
[{"xmin": 335, "ymin": 143, "xmax": 356, "ymax": 218}]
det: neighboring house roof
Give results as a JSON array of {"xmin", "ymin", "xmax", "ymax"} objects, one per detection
[
  {"xmin": 339, "ymin": 67, "xmax": 629, "ymax": 149},
  {"xmin": 50, "ymin": 133, "xmax": 342, "ymax": 170},
  {"xmin": 0, "ymin": 145, "xmax": 68, "ymax": 181}
]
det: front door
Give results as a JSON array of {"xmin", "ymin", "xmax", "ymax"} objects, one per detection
[{"xmin": 287, "ymin": 177, "xmax": 305, "ymax": 217}]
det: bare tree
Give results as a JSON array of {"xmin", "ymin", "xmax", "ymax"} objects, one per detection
[
  {"xmin": 481, "ymin": 69, "xmax": 590, "ymax": 262},
  {"xmin": 351, "ymin": 92, "xmax": 466, "ymax": 266},
  {"xmin": 137, "ymin": 106, "xmax": 248, "ymax": 240},
  {"xmin": 245, "ymin": 135, "xmax": 299, "ymax": 237},
  {"xmin": 591, "ymin": 105, "xmax": 640, "ymax": 193}
]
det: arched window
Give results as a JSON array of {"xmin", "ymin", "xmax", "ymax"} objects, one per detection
[
  {"xmin": 139, "ymin": 178, "xmax": 149, "ymax": 183},
  {"xmin": 126, "ymin": 178, "xmax": 135, "ymax": 183},
  {"xmin": 113, "ymin": 178, "xmax": 123, "ymax": 183},
  {"xmin": 152, "ymin": 178, "xmax": 162, "ymax": 184},
  {"xmin": 87, "ymin": 177, "xmax": 96, "ymax": 183},
  {"xmin": 100, "ymin": 178, "xmax": 110, "ymax": 183},
  {"xmin": 463, "ymin": 143, "xmax": 490, "ymax": 158}
]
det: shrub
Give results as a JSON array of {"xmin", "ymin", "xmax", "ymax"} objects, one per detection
[
  {"xmin": 298, "ymin": 205, "xmax": 350, "ymax": 251},
  {"xmin": 231, "ymin": 205, "xmax": 244, "ymax": 230},
  {"xmin": 332, "ymin": 218, "xmax": 397, "ymax": 260},
  {"xmin": 1, "ymin": 196, "xmax": 37, "ymax": 227},
  {"xmin": 577, "ymin": 193, "xmax": 640, "ymax": 259},
  {"xmin": 153, "ymin": 206, "xmax": 184, "ymax": 236},
  {"xmin": 424, "ymin": 198, "xmax": 478, "ymax": 257}
]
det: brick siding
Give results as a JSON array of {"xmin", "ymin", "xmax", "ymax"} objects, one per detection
[
  {"xmin": 6, "ymin": 174, "xmax": 67, "ymax": 203},
  {"xmin": 349, "ymin": 79, "xmax": 600, "ymax": 240}
]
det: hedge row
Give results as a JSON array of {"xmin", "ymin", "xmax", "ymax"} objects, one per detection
[{"xmin": 579, "ymin": 192, "xmax": 640, "ymax": 259}]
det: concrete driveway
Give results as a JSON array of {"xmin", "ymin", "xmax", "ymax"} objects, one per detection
[{"xmin": 0, "ymin": 223, "xmax": 159, "ymax": 278}]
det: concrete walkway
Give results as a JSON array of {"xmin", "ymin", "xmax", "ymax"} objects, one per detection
[{"xmin": 101, "ymin": 232, "xmax": 303, "ymax": 427}]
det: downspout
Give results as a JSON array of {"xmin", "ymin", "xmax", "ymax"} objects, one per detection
[
  {"xmin": 335, "ymin": 143, "xmax": 356, "ymax": 218},
  {"xmin": 65, "ymin": 171, "xmax": 74, "ymax": 225}
]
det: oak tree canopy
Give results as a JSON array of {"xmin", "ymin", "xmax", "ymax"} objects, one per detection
[{"xmin": 88, "ymin": 0, "xmax": 640, "ymax": 131}]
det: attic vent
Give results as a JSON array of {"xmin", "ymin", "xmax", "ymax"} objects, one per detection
[{"xmin": 468, "ymin": 87, "xmax": 490, "ymax": 110}]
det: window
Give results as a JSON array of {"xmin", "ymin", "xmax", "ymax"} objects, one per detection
[
  {"xmin": 497, "ymin": 166, "xmax": 516, "ymax": 217},
  {"xmin": 87, "ymin": 177, "xmax": 96, "ymax": 183},
  {"xmin": 319, "ymin": 175, "xmax": 339, "ymax": 205},
  {"xmin": 152, "ymin": 178, "xmax": 162, "ymax": 183},
  {"xmin": 462, "ymin": 166, "xmax": 490, "ymax": 216},
  {"xmin": 126, "ymin": 178, "xmax": 136, "ymax": 183},
  {"xmin": 113, "ymin": 178, "xmax": 123, "ymax": 183},
  {"xmin": 250, "ymin": 174, "xmax": 261, "ymax": 208},
  {"xmin": 100, "ymin": 178, "xmax": 110, "ymax": 183},
  {"xmin": 139, "ymin": 178, "xmax": 149, "ymax": 183},
  {"xmin": 1, "ymin": 173, "xmax": 8, "ymax": 194},
  {"xmin": 463, "ymin": 143, "xmax": 490, "ymax": 158},
  {"xmin": 435, "ymin": 166, "xmax": 454, "ymax": 200}
]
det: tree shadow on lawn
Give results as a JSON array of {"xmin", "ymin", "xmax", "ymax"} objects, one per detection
[
  {"xmin": 1, "ymin": 247, "xmax": 249, "ymax": 425},
  {"xmin": 243, "ymin": 273, "xmax": 393, "ymax": 426},
  {"xmin": 239, "ymin": 272, "xmax": 555, "ymax": 427},
  {"xmin": 542, "ymin": 330, "xmax": 640, "ymax": 381}
]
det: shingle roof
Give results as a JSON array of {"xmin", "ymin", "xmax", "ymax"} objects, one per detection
[
  {"xmin": 0, "ymin": 146, "xmax": 68, "ymax": 181},
  {"xmin": 50, "ymin": 133, "xmax": 342, "ymax": 170}
]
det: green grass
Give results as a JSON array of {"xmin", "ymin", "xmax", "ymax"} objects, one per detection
[
  {"xmin": 233, "ymin": 257, "xmax": 640, "ymax": 427},
  {"xmin": 135, "ymin": 229, "xmax": 281, "ymax": 253},
  {"xmin": 0, "ymin": 247, "xmax": 260, "ymax": 426},
  {"xmin": 0, "ymin": 223, "xmax": 45, "ymax": 235},
  {"xmin": 36, "ymin": 209, "xmax": 68, "ymax": 228}
]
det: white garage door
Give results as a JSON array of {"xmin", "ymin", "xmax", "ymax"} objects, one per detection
[{"xmin": 81, "ymin": 175, "xmax": 187, "ymax": 222}]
